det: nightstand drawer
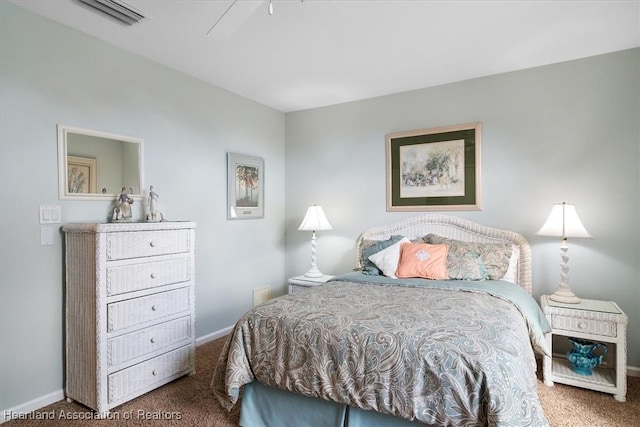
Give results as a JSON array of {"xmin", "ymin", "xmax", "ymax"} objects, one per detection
[
  {"xmin": 288, "ymin": 275, "xmax": 334, "ymax": 294},
  {"xmin": 551, "ymin": 314, "xmax": 617, "ymax": 337}
]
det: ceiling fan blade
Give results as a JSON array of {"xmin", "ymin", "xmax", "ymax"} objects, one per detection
[{"xmin": 207, "ymin": 0, "xmax": 264, "ymax": 40}]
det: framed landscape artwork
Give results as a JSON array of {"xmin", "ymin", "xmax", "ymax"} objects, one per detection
[
  {"xmin": 386, "ymin": 122, "xmax": 482, "ymax": 211},
  {"xmin": 227, "ymin": 153, "xmax": 264, "ymax": 220}
]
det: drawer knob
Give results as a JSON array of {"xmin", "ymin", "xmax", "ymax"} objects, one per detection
[
  {"xmin": 149, "ymin": 241, "xmax": 156, "ymax": 247},
  {"xmin": 152, "ymin": 370, "xmax": 157, "ymax": 376},
  {"xmin": 151, "ymin": 305, "xmax": 158, "ymax": 311},
  {"xmin": 150, "ymin": 273, "xmax": 156, "ymax": 279},
  {"xmin": 578, "ymin": 322, "xmax": 587, "ymax": 329},
  {"xmin": 150, "ymin": 337, "xmax": 156, "ymax": 344}
]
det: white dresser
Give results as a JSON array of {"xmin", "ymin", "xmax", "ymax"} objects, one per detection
[{"xmin": 62, "ymin": 221, "xmax": 196, "ymax": 415}]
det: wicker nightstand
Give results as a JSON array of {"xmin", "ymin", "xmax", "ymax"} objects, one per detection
[
  {"xmin": 540, "ymin": 295, "xmax": 628, "ymax": 402},
  {"xmin": 287, "ymin": 275, "xmax": 333, "ymax": 294}
]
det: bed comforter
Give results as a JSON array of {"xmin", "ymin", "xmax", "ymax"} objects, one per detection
[{"xmin": 212, "ymin": 273, "xmax": 551, "ymax": 426}]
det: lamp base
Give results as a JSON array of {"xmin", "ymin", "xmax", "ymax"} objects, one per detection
[
  {"xmin": 304, "ymin": 267, "xmax": 324, "ymax": 278},
  {"xmin": 549, "ymin": 287, "xmax": 581, "ymax": 304},
  {"xmin": 549, "ymin": 243, "xmax": 581, "ymax": 304}
]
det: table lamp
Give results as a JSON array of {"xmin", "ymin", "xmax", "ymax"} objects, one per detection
[
  {"xmin": 298, "ymin": 205, "xmax": 332, "ymax": 278},
  {"xmin": 536, "ymin": 202, "xmax": 593, "ymax": 303}
]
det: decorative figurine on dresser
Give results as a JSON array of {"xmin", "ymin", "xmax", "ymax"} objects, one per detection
[
  {"xmin": 146, "ymin": 185, "xmax": 165, "ymax": 222},
  {"xmin": 112, "ymin": 187, "xmax": 135, "ymax": 222},
  {"xmin": 62, "ymin": 221, "xmax": 196, "ymax": 416}
]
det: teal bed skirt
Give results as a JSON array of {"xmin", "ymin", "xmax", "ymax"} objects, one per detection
[{"xmin": 240, "ymin": 381, "xmax": 431, "ymax": 427}]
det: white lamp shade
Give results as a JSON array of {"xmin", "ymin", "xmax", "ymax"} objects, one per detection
[
  {"xmin": 536, "ymin": 202, "xmax": 592, "ymax": 238},
  {"xmin": 298, "ymin": 205, "xmax": 332, "ymax": 231}
]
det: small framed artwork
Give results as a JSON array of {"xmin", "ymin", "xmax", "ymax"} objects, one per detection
[
  {"xmin": 227, "ymin": 153, "xmax": 264, "ymax": 220},
  {"xmin": 67, "ymin": 155, "xmax": 97, "ymax": 194},
  {"xmin": 386, "ymin": 122, "xmax": 482, "ymax": 211}
]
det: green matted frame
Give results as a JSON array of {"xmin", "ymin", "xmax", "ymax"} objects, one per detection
[{"xmin": 386, "ymin": 122, "xmax": 482, "ymax": 211}]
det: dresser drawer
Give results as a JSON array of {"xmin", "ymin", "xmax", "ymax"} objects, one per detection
[
  {"xmin": 108, "ymin": 344, "xmax": 194, "ymax": 403},
  {"xmin": 107, "ymin": 287, "xmax": 191, "ymax": 332},
  {"xmin": 107, "ymin": 316, "xmax": 192, "ymax": 367},
  {"xmin": 106, "ymin": 230, "xmax": 191, "ymax": 260},
  {"xmin": 106, "ymin": 257, "xmax": 191, "ymax": 296},
  {"xmin": 551, "ymin": 314, "xmax": 617, "ymax": 337}
]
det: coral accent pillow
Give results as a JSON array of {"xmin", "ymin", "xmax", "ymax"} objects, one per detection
[{"xmin": 396, "ymin": 242, "xmax": 449, "ymax": 280}]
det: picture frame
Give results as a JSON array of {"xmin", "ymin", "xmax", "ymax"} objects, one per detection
[
  {"xmin": 227, "ymin": 153, "xmax": 265, "ymax": 220},
  {"xmin": 67, "ymin": 155, "xmax": 97, "ymax": 194},
  {"xmin": 386, "ymin": 122, "xmax": 482, "ymax": 211}
]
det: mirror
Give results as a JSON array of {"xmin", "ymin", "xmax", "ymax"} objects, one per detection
[{"xmin": 58, "ymin": 125, "xmax": 144, "ymax": 201}]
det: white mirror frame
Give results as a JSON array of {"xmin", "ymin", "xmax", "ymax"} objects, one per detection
[{"xmin": 57, "ymin": 125, "xmax": 145, "ymax": 201}]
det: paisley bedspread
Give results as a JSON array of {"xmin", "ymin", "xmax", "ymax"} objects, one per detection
[{"xmin": 212, "ymin": 273, "xmax": 551, "ymax": 426}]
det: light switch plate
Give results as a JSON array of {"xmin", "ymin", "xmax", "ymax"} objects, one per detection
[
  {"xmin": 39, "ymin": 205, "xmax": 61, "ymax": 224},
  {"xmin": 40, "ymin": 226, "xmax": 54, "ymax": 246}
]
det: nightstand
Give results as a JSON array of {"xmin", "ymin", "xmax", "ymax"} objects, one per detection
[
  {"xmin": 541, "ymin": 295, "xmax": 628, "ymax": 402},
  {"xmin": 288, "ymin": 275, "xmax": 334, "ymax": 294}
]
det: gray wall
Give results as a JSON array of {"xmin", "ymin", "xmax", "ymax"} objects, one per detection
[
  {"xmin": 285, "ymin": 49, "xmax": 640, "ymax": 366},
  {"xmin": 0, "ymin": 3, "xmax": 285, "ymax": 412},
  {"xmin": 2, "ymin": 0, "xmax": 639, "ymax": 416}
]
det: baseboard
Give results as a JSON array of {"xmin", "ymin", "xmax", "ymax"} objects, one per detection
[
  {"xmin": 1, "ymin": 389, "xmax": 64, "ymax": 424},
  {"xmin": 195, "ymin": 325, "xmax": 234, "ymax": 346},
  {"xmin": 0, "ymin": 326, "xmax": 235, "ymax": 424},
  {"xmin": 628, "ymin": 365, "xmax": 640, "ymax": 377}
]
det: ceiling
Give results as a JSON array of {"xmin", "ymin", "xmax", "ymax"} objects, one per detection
[{"xmin": 10, "ymin": 0, "xmax": 640, "ymax": 112}]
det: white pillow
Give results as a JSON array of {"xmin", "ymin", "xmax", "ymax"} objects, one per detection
[
  {"xmin": 501, "ymin": 245, "xmax": 520, "ymax": 283},
  {"xmin": 367, "ymin": 237, "xmax": 411, "ymax": 278}
]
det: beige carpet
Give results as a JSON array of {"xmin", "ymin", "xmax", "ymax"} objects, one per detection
[{"xmin": 4, "ymin": 337, "xmax": 638, "ymax": 426}]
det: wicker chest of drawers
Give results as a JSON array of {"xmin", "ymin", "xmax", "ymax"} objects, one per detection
[{"xmin": 62, "ymin": 222, "xmax": 196, "ymax": 415}]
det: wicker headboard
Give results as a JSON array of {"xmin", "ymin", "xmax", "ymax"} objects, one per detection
[{"xmin": 356, "ymin": 215, "xmax": 532, "ymax": 294}]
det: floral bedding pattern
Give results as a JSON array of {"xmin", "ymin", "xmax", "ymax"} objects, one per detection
[{"xmin": 212, "ymin": 276, "xmax": 550, "ymax": 426}]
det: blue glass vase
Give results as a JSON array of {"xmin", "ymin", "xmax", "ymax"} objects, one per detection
[{"xmin": 567, "ymin": 337, "xmax": 607, "ymax": 376}]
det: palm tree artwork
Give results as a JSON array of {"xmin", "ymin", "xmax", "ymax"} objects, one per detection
[{"xmin": 235, "ymin": 164, "xmax": 259, "ymax": 207}]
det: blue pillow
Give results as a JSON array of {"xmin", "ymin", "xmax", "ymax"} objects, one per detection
[{"xmin": 361, "ymin": 235, "xmax": 405, "ymax": 275}]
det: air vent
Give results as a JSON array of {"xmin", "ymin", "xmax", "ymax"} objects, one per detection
[{"xmin": 78, "ymin": 0, "xmax": 145, "ymax": 25}]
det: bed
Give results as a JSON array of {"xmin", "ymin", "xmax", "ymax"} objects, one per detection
[{"xmin": 212, "ymin": 215, "xmax": 551, "ymax": 426}]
